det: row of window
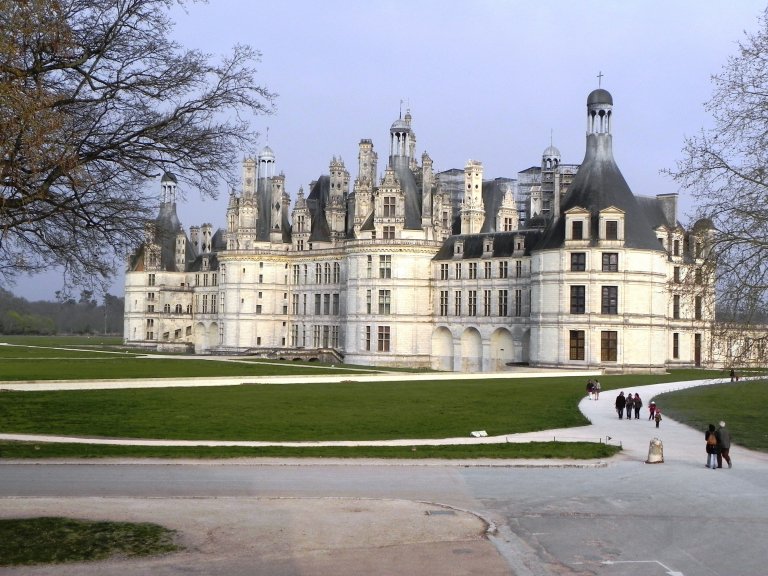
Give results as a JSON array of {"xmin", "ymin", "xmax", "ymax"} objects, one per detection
[
  {"xmin": 438, "ymin": 289, "xmax": 527, "ymax": 317},
  {"xmin": 570, "ymin": 252, "xmax": 618, "ymax": 272},
  {"xmin": 290, "ymin": 293, "xmax": 342, "ymax": 316},
  {"xmin": 289, "ymin": 324, "xmax": 340, "ymax": 348},
  {"xmin": 439, "ymin": 260, "xmax": 526, "ymax": 281},
  {"xmin": 571, "ymin": 330, "xmax": 699, "ymax": 361},
  {"xmin": 570, "ymin": 286, "xmax": 618, "ymax": 315},
  {"xmin": 291, "ymin": 262, "xmax": 343, "ymax": 284}
]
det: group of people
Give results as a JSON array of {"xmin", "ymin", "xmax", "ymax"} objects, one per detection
[
  {"xmin": 705, "ymin": 421, "xmax": 733, "ymax": 469},
  {"xmin": 613, "ymin": 391, "xmax": 647, "ymax": 420},
  {"xmin": 586, "ymin": 379, "xmax": 601, "ymax": 400}
]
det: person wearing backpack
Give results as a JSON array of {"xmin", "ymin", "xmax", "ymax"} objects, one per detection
[{"xmin": 705, "ymin": 424, "xmax": 719, "ymax": 469}]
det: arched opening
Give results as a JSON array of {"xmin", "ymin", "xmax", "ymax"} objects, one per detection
[
  {"xmin": 431, "ymin": 327, "xmax": 454, "ymax": 371},
  {"xmin": 460, "ymin": 328, "xmax": 482, "ymax": 373}
]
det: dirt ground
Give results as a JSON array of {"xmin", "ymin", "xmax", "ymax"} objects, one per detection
[{"xmin": 0, "ymin": 497, "xmax": 511, "ymax": 576}]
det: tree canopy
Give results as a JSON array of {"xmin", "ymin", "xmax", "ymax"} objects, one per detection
[
  {"xmin": 669, "ymin": 8, "xmax": 768, "ymax": 326},
  {"xmin": 0, "ymin": 0, "xmax": 274, "ymax": 289}
]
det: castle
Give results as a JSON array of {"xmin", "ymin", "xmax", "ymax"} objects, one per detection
[{"xmin": 125, "ymin": 88, "xmax": 714, "ymax": 372}]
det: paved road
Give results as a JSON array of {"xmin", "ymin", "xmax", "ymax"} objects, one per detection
[{"xmin": 2, "ymin": 376, "xmax": 768, "ymax": 575}]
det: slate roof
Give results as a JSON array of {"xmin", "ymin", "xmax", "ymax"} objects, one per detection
[{"xmin": 433, "ymin": 230, "xmax": 544, "ymax": 261}]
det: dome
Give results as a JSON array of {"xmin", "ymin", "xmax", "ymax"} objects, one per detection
[
  {"xmin": 587, "ymin": 88, "xmax": 613, "ymax": 107},
  {"xmin": 390, "ymin": 118, "xmax": 409, "ymax": 132},
  {"xmin": 692, "ymin": 217, "xmax": 715, "ymax": 232},
  {"xmin": 259, "ymin": 145, "xmax": 275, "ymax": 160},
  {"xmin": 161, "ymin": 171, "xmax": 177, "ymax": 183},
  {"xmin": 543, "ymin": 145, "xmax": 561, "ymax": 158}
]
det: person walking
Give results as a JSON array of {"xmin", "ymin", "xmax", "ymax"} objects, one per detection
[
  {"xmin": 593, "ymin": 379, "xmax": 601, "ymax": 400},
  {"xmin": 648, "ymin": 401, "xmax": 657, "ymax": 421},
  {"xmin": 586, "ymin": 380, "xmax": 594, "ymax": 400},
  {"xmin": 615, "ymin": 391, "xmax": 626, "ymax": 419},
  {"xmin": 633, "ymin": 393, "xmax": 643, "ymax": 419},
  {"xmin": 625, "ymin": 393, "xmax": 635, "ymax": 420},
  {"xmin": 654, "ymin": 409, "xmax": 662, "ymax": 428},
  {"xmin": 717, "ymin": 421, "xmax": 732, "ymax": 469},
  {"xmin": 705, "ymin": 424, "xmax": 719, "ymax": 469}
]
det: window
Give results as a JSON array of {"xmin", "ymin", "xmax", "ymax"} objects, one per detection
[
  {"xmin": 605, "ymin": 220, "xmax": 618, "ymax": 240},
  {"xmin": 570, "ymin": 330, "xmax": 585, "ymax": 360},
  {"xmin": 367, "ymin": 255, "xmax": 372, "ymax": 278},
  {"xmin": 439, "ymin": 290, "xmax": 449, "ymax": 316},
  {"xmin": 455, "ymin": 263, "xmax": 462, "ymax": 279},
  {"xmin": 503, "ymin": 217, "xmax": 515, "ymax": 231},
  {"xmin": 483, "ymin": 289, "xmax": 491, "ymax": 316},
  {"xmin": 323, "ymin": 294, "xmax": 330, "ymax": 315},
  {"xmin": 292, "ymin": 294, "xmax": 299, "ymax": 314},
  {"xmin": 673, "ymin": 332, "xmax": 680, "ymax": 359},
  {"xmin": 602, "ymin": 253, "xmax": 618, "ymax": 272},
  {"xmin": 499, "ymin": 261, "xmax": 508, "ymax": 278},
  {"xmin": 366, "ymin": 290, "xmax": 371, "ymax": 314},
  {"xmin": 315, "ymin": 263, "xmax": 322, "ymax": 283},
  {"xmin": 314, "ymin": 294, "xmax": 321, "ymax": 315},
  {"xmin": 454, "ymin": 291, "xmax": 462, "ymax": 316},
  {"xmin": 364, "ymin": 326, "xmax": 371, "ymax": 351},
  {"xmin": 324, "ymin": 263, "xmax": 331, "ymax": 283},
  {"xmin": 572, "ymin": 221, "xmax": 583, "ymax": 240},
  {"xmin": 383, "ymin": 196, "xmax": 396, "ymax": 218},
  {"xmin": 515, "ymin": 260, "xmax": 522, "ymax": 278},
  {"xmin": 601, "ymin": 286, "xmax": 618, "ymax": 315},
  {"xmin": 332, "ymin": 293, "xmax": 340, "ymax": 315},
  {"xmin": 570, "ymin": 286, "xmax": 586, "ymax": 314},
  {"xmin": 148, "ymin": 273, "xmax": 155, "ymax": 286},
  {"xmin": 695, "ymin": 295, "xmax": 702, "ymax": 320},
  {"xmin": 571, "ymin": 253, "xmax": 586, "ymax": 271},
  {"xmin": 377, "ymin": 326, "xmax": 391, "ymax": 352},
  {"xmin": 378, "ymin": 290, "xmax": 391, "ymax": 314},
  {"xmin": 695, "ymin": 268, "xmax": 703, "ymax": 284},
  {"xmin": 202, "ymin": 294, "xmax": 208, "ymax": 314},
  {"xmin": 440, "ymin": 263, "xmax": 449, "ymax": 280},
  {"xmin": 379, "ymin": 255, "xmax": 392, "ymax": 278},
  {"xmin": 333, "ymin": 262, "xmax": 341, "ymax": 283},
  {"xmin": 673, "ymin": 239, "xmax": 680, "ymax": 256},
  {"xmin": 163, "ymin": 304, "xmax": 170, "ymax": 313},
  {"xmin": 498, "ymin": 290, "xmax": 508, "ymax": 316},
  {"xmin": 292, "ymin": 265, "xmax": 300, "ymax": 284},
  {"xmin": 484, "ymin": 261, "xmax": 492, "ymax": 279},
  {"xmin": 673, "ymin": 266, "xmax": 680, "ymax": 283},
  {"xmin": 468, "ymin": 290, "xmax": 477, "ymax": 316},
  {"xmin": 383, "ymin": 225, "xmax": 395, "ymax": 239},
  {"xmin": 673, "ymin": 294, "xmax": 680, "ymax": 319},
  {"xmin": 601, "ymin": 331, "xmax": 618, "ymax": 361},
  {"xmin": 514, "ymin": 289, "xmax": 522, "ymax": 316},
  {"xmin": 469, "ymin": 262, "xmax": 477, "ymax": 279}
]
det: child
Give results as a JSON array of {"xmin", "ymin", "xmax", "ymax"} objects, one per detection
[
  {"xmin": 648, "ymin": 401, "xmax": 657, "ymax": 421},
  {"xmin": 654, "ymin": 409, "xmax": 662, "ymax": 428}
]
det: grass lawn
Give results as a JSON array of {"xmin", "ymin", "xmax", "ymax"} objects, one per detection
[
  {"xmin": 654, "ymin": 379, "xmax": 768, "ymax": 452},
  {"xmin": 0, "ymin": 517, "xmax": 180, "ymax": 566}
]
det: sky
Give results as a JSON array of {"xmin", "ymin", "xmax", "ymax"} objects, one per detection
[{"xmin": 7, "ymin": 0, "xmax": 768, "ymax": 302}]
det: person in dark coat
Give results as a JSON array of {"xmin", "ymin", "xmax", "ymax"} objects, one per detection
[
  {"xmin": 705, "ymin": 424, "xmax": 719, "ymax": 469},
  {"xmin": 625, "ymin": 393, "xmax": 635, "ymax": 420},
  {"xmin": 633, "ymin": 393, "xmax": 643, "ymax": 419},
  {"xmin": 717, "ymin": 421, "xmax": 732, "ymax": 469},
  {"xmin": 615, "ymin": 391, "xmax": 626, "ymax": 419}
]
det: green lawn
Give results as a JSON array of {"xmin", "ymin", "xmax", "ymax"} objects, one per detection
[{"xmin": 654, "ymin": 379, "xmax": 768, "ymax": 452}]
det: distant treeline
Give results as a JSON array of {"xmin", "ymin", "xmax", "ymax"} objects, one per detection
[{"xmin": 0, "ymin": 288, "xmax": 124, "ymax": 335}]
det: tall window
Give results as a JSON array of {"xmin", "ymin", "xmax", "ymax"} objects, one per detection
[
  {"xmin": 455, "ymin": 263, "xmax": 462, "ymax": 279},
  {"xmin": 499, "ymin": 261, "xmax": 508, "ymax": 278},
  {"xmin": 571, "ymin": 252, "xmax": 586, "ymax": 271},
  {"xmin": 333, "ymin": 262, "xmax": 341, "ymax": 283},
  {"xmin": 378, "ymin": 290, "xmax": 391, "ymax": 314},
  {"xmin": 484, "ymin": 261, "xmax": 492, "ymax": 279},
  {"xmin": 379, "ymin": 255, "xmax": 392, "ymax": 278},
  {"xmin": 324, "ymin": 263, "xmax": 331, "ymax": 283},
  {"xmin": 292, "ymin": 294, "xmax": 299, "ymax": 314},
  {"xmin": 323, "ymin": 294, "xmax": 330, "ymax": 315},
  {"xmin": 673, "ymin": 266, "xmax": 681, "ymax": 283},
  {"xmin": 468, "ymin": 290, "xmax": 477, "ymax": 316},
  {"xmin": 469, "ymin": 262, "xmax": 477, "ymax": 279},
  {"xmin": 383, "ymin": 196, "xmax": 396, "ymax": 217},
  {"xmin": 515, "ymin": 260, "xmax": 522, "ymax": 277},
  {"xmin": 292, "ymin": 264, "xmax": 300, "ymax": 284},
  {"xmin": 439, "ymin": 290, "xmax": 449, "ymax": 316},
  {"xmin": 570, "ymin": 286, "xmax": 586, "ymax": 314},
  {"xmin": 332, "ymin": 294, "xmax": 340, "ymax": 315},
  {"xmin": 440, "ymin": 263, "xmax": 449, "ymax": 280},
  {"xmin": 570, "ymin": 330, "xmax": 585, "ymax": 360},
  {"xmin": 364, "ymin": 326, "xmax": 371, "ymax": 351},
  {"xmin": 454, "ymin": 291, "xmax": 462, "ymax": 316},
  {"xmin": 498, "ymin": 289, "xmax": 508, "ymax": 316},
  {"xmin": 514, "ymin": 289, "xmax": 522, "ymax": 316},
  {"xmin": 601, "ymin": 286, "xmax": 618, "ymax": 314},
  {"xmin": 366, "ymin": 290, "xmax": 371, "ymax": 314},
  {"xmin": 315, "ymin": 263, "xmax": 322, "ymax": 283},
  {"xmin": 601, "ymin": 331, "xmax": 618, "ymax": 361},
  {"xmin": 377, "ymin": 326, "xmax": 390, "ymax": 352},
  {"xmin": 572, "ymin": 221, "xmax": 583, "ymax": 240},
  {"xmin": 695, "ymin": 295, "xmax": 702, "ymax": 320},
  {"xmin": 602, "ymin": 253, "xmax": 618, "ymax": 272},
  {"xmin": 605, "ymin": 220, "xmax": 618, "ymax": 240},
  {"xmin": 673, "ymin": 332, "xmax": 679, "ymax": 359},
  {"xmin": 673, "ymin": 294, "xmax": 680, "ymax": 319},
  {"xmin": 314, "ymin": 294, "xmax": 321, "ymax": 315},
  {"xmin": 367, "ymin": 255, "xmax": 372, "ymax": 278},
  {"xmin": 148, "ymin": 273, "xmax": 155, "ymax": 286},
  {"xmin": 483, "ymin": 289, "xmax": 491, "ymax": 316}
]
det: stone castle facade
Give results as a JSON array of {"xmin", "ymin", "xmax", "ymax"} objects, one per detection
[{"xmin": 125, "ymin": 89, "xmax": 715, "ymax": 372}]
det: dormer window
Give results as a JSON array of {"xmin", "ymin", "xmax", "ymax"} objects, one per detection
[
  {"xmin": 455, "ymin": 241, "xmax": 463, "ymax": 256},
  {"xmin": 598, "ymin": 207, "xmax": 625, "ymax": 244},
  {"xmin": 564, "ymin": 207, "xmax": 590, "ymax": 243},
  {"xmin": 572, "ymin": 221, "xmax": 583, "ymax": 240},
  {"xmin": 483, "ymin": 238, "xmax": 493, "ymax": 255},
  {"xmin": 605, "ymin": 221, "xmax": 618, "ymax": 240}
]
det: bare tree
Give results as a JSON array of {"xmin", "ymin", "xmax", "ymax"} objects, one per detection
[
  {"xmin": 0, "ymin": 0, "xmax": 274, "ymax": 289},
  {"xmin": 668, "ymin": 8, "xmax": 768, "ymax": 367}
]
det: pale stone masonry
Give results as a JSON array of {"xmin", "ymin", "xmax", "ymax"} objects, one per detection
[{"xmin": 125, "ymin": 89, "xmax": 714, "ymax": 372}]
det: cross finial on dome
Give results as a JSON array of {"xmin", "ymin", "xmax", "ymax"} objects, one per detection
[{"xmin": 597, "ymin": 71, "xmax": 604, "ymax": 88}]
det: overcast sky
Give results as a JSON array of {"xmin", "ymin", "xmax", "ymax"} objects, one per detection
[{"xmin": 8, "ymin": 0, "xmax": 768, "ymax": 302}]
